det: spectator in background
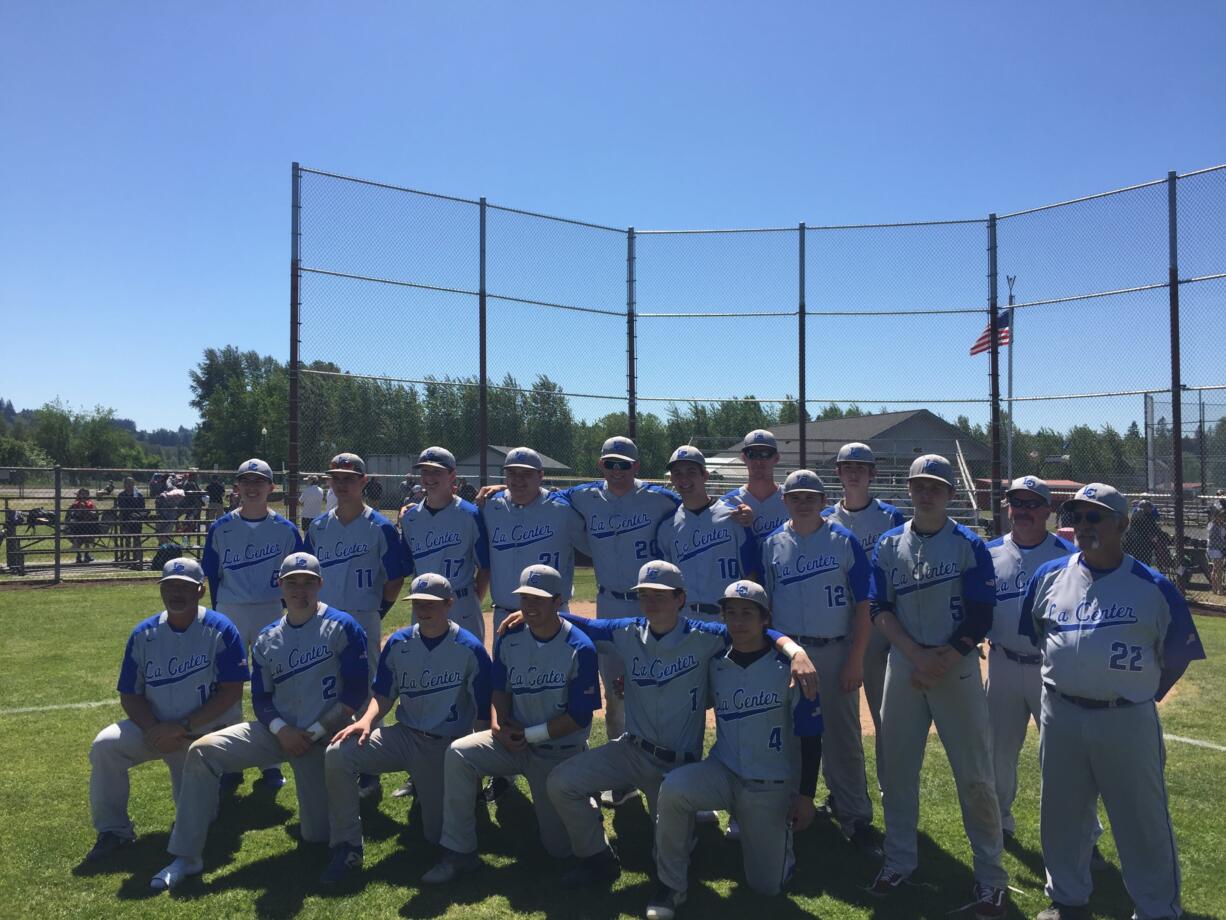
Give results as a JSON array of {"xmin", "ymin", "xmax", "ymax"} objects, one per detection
[
  {"xmin": 326, "ymin": 485, "xmax": 338, "ymax": 513},
  {"xmin": 1122, "ymin": 500, "xmax": 1171, "ymax": 571},
  {"xmin": 1208, "ymin": 501, "xmax": 1226, "ymax": 596},
  {"xmin": 68, "ymin": 487, "xmax": 100, "ymax": 564},
  {"xmin": 300, "ymin": 475, "xmax": 325, "ymax": 532},
  {"xmin": 180, "ymin": 472, "xmax": 204, "ymax": 536},
  {"xmin": 149, "ymin": 472, "xmax": 168, "ymax": 500},
  {"xmin": 156, "ymin": 485, "xmax": 184, "ymax": 539},
  {"xmin": 116, "ymin": 477, "xmax": 147, "ymax": 570},
  {"xmin": 364, "ymin": 476, "xmax": 384, "ymax": 509},
  {"xmin": 205, "ymin": 476, "xmax": 225, "ymax": 521},
  {"xmin": 457, "ymin": 477, "xmax": 477, "ymax": 503},
  {"xmin": 227, "ymin": 484, "xmax": 240, "ymax": 513}
]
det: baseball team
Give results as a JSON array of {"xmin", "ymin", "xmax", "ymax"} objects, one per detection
[{"xmin": 82, "ymin": 431, "xmax": 1206, "ymax": 920}]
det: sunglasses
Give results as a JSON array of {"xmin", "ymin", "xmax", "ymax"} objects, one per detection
[
  {"xmin": 602, "ymin": 459, "xmax": 633, "ymax": 471},
  {"xmin": 1007, "ymin": 496, "xmax": 1046, "ymax": 510},
  {"xmin": 744, "ymin": 448, "xmax": 777, "ymax": 460},
  {"xmin": 1069, "ymin": 510, "xmax": 1115, "ymax": 525}
]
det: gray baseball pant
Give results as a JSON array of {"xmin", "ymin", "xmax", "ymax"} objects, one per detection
[
  {"xmin": 595, "ymin": 592, "xmax": 639, "ymax": 743},
  {"xmin": 879, "ymin": 648, "xmax": 1007, "ymax": 889},
  {"xmin": 862, "ymin": 626, "xmax": 890, "ymax": 792},
  {"xmin": 89, "ymin": 720, "xmax": 188, "ymax": 838},
  {"xmin": 1039, "ymin": 691, "xmax": 1181, "ymax": 919},
  {"xmin": 218, "ymin": 599, "xmax": 285, "ymax": 771},
  {"xmin": 326, "ymin": 723, "xmax": 451, "ymax": 847},
  {"xmin": 167, "ymin": 722, "xmax": 330, "ymax": 859},
  {"xmin": 655, "ymin": 759, "xmax": 794, "ymax": 896},
  {"xmin": 439, "ymin": 730, "xmax": 584, "ymax": 858}
]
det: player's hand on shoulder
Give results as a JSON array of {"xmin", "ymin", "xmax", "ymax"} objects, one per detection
[
  {"xmin": 787, "ymin": 794, "xmax": 816, "ymax": 832},
  {"xmin": 731, "ymin": 503, "xmax": 753, "ymax": 526},
  {"xmin": 788, "ymin": 650, "xmax": 820, "ymax": 699},
  {"xmin": 497, "ymin": 611, "xmax": 525, "ymax": 635},
  {"xmin": 275, "ymin": 724, "xmax": 314, "ymax": 757},
  {"xmin": 475, "ymin": 485, "xmax": 505, "ymax": 507}
]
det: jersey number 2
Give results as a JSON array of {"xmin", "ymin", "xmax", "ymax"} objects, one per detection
[
  {"xmin": 322, "ymin": 675, "xmax": 337, "ymax": 699},
  {"xmin": 1108, "ymin": 642, "xmax": 1144, "ymax": 672}
]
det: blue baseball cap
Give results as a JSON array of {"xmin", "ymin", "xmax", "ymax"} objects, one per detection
[
  {"xmin": 784, "ymin": 469, "xmax": 826, "ymax": 495},
  {"xmin": 908, "ymin": 454, "xmax": 955, "ymax": 488},
  {"xmin": 278, "ymin": 552, "xmax": 322, "ymax": 580},
  {"xmin": 636, "ymin": 561, "xmax": 685, "ymax": 591},
  {"xmin": 513, "ymin": 564, "xmax": 564, "ymax": 598},
  {"xmin": 160, "ymin": 557, "xmax": 205, "ymax": 585},
  {"xmin": 236, "ymin": 458, "xmax": 274, "ymax": 482},
  {"xmin": 1007, "ymin": 475, "xmax": 1051, "ymax": 505},
  {"xmin": 836, "ymin": 442, "xmax": 876, "ymax": 465},
  {"xmin": 667, "ymin": 445, "xmax": 707, "ymax": 470},
  {"xmin": 415, "ymin": 446, "xmax": 457, "ymax": 472},
  {"xmin": 329, "ymin": 453, "xmax": 367, "ymax": 476},
  {"xmin": 741, "ymin": 430, "xmax": 778, "ymax": 454},
  {"xmin": 719, "ymin": 579, "xmax": 770, "ymax": 612},
  {"xmin": 406, "ymin": 572, "xmax": 454, "ymax": 601},
  {"xmin": 503, "ymin": 447, "xmax": 544, "ymax": 471}
]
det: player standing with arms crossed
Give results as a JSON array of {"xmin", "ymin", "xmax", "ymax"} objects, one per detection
[
  {"xmin": 719, "ymin": 429, "xmax": 789, "ymax": 543},
  {"xmin": 202, "ymin": 458, "xmax": 305, "ymax": 792},
  {"xmin": 647, "ymin": 580, "xmax": 823, "ymax": 920},
  {"xmin": 82, "ymin": 558, "xmax": 247, "ymax": 865},
  {"xmin": 150, "ymin": 552, "xmax": 369, "ymax": 890},
  {"xmin": 763, "ymin": 469, "xmax": 877, "ymax": 854},
  {"xmin": 322, "ymin": 572, "xmax": 492, "ymax": 883},
  {"xmin": 657, "ymin": 446, "xmax": 760, "ymax": 621},
  {"xmin": 399, "ymin": 446, "xmax": 490, "ymax": 641},
  {"xmin": 867, "ymin": 454, "xmax": 1008, "ymax": 918},
  {"xmin": 1020, "ymin": 483, "xmax": 1205, "ymax": 920}
]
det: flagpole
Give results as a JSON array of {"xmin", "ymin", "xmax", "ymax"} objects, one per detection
[{"xmin": 1006, "ymin": 275, "xmax": 1016, "ymax": 481}]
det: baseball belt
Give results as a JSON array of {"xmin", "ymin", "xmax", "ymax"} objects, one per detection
[
  {"xmin": 1044, "ymin": 683, "xmax": 1143, "ymax": 710},
  {"xmin": 687, "ymin": 603, "xmax": 721, "ymax": 616},
  {"xmin": 795, "ymin": 634, "xmax": 847, "ymax": 648},
  {"xmin": 408, "ymin": 726, "xmax": 445, "ymax": 741},
  {"xmin": 626, "ymin": 734, "xmax": 698, "ymax": 765},
  {"xmin": 535, "ymin": 742, "xmax": 579, "ymax": 751},
  {"xmin": 992, "ymin": 642, "xmax": 1041, "ymax": 666},
  {"xmin": 599, "ymin": 586, "xmax": 637, "ymax": 601}
]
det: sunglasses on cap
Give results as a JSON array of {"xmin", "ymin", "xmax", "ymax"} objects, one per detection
[
  {"xmin": 744, "ymin": 448, "xmax": 776, "ymax": 460},
  {"xmin": 602, "ymin": 459, "xmax": 633, "ymax": 471},
  {"xmin": 1007, "ymin": 496, "xmax": 1045, "ymax": 510},
  {"xmin": 1069, "ymin": 510, "xmax": 1115, "ymax": 525}
]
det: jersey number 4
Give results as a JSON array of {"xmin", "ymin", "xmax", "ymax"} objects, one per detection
[
  {"xmin": 1108, "ymin": 642, "xmax": 1144, "ymax": 672},
  {"xmin": 768, "ymin": 726, "xmax": 782, "ymax": 751}
]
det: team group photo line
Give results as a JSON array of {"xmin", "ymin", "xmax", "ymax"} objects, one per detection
[{"xmin": 82, "ymin": 431, "xmax": 1206, "ymax": 920}]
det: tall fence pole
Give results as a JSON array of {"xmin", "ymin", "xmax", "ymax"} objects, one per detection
[
  {"xmin": 288, "ymin": 163, "xmax": 301, "ymax": 521},
  {"xmin": 988, "ymin": 214, "xmax": 1003, "ymax": 536},
  {"xmin": 627, "ymin": 227, "xmax": 637, "ymax": 439},
  {"xmin": 798, "ymin": 223, "xmax": 807, "ymax": 468},
  {"xmin": 1168, "ymin": 171, "xmax": 1185, "ymax": 567},
  {"xmin": 479, "ymin": 197, "xmax": 489, "ymax": 486},
  {"xmin": 53, "ymin": 465, "xmax": 62, "ymax": 584}
]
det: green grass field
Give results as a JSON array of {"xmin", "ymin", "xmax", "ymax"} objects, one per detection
[{"xmin": 0, "ymin": 580, "xmax": 1222, "ymax": 919}]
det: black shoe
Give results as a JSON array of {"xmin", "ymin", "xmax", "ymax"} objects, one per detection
[
  {"xmin": 481, "ymin": 776, "xmax": 510, "ymax": 804},
  {"xmin": 847, "ymin": 823, "xmax": 883, "ymax": 858},
  {"xmin": 561, "ymin": 848, "xmax": 621, "ymax": 888},
  {"xmin": 219, "ymin": 771, "xmax": 243, "ymax": 794},
  {"xmin": 1036, "ymin": 903, "xmax": 1090, "ymax": 920},
  {"xmin": 392, "ymin": 777, "xmax": 416, "ymax": 798},
  {"xmin": 421, "ymin": 847, "xmax": 481, "ymax": 884},
  {"xmin": 645, "ymin": 881, "xmax": 687, "ymax": 920},
  {"xmin": 84, "ymin": 831, "xmax": 134, "ymax": 863},
  {"xmin": 358, "ymin": 773, "xmax": 382, "ymax": 802},
  {"xmin": 256, "ymin": 767, "xmax": 286, "ymax": 790},
  {"xmin": 815, "ymin": 792, "xmax": 838, "ymax": 818},
  {"xmin": 320, "ymin": 842, "xmax": 363, "ymax": 884}
]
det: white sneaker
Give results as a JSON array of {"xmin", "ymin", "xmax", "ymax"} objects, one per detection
[
  {"xmin": 150, "ymin": 856, "xmax": 204, "ymax": 891},
  {"xmin": 724, "ymin": 817, "xmax": 741, "ymax": 841}
]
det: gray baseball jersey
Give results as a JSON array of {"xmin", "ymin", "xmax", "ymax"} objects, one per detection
[
  {"xmin": 251, "ymin": 604, "xmax": 369, "ymax": 729},
  {"xmin": 869, "ymin": 519, "xmax": 997, "ymax": 647},
  {"xmin": 720, "ymin": 484, "xmax": 788, "ymax": 542},
  {"xmin": 492, "ymin": 619, "xmax": 601, "ymax": 747},
  {"xmin": 561, "ymin": 613, "xmax": 731, "ymax": 755},
  {"xmin": 116, "ymin": 606, "xmax": 248, "ymax": 727},
  {"xmin": 561, "ymin": 480, "xmax": 680, "ymax": 592},
  {"xmin": 373, "ymin": 620, "xmax": 492, "ymax": 736},
  {"xmin": 762, "ymin": 521, "xmax": 871, "ymax": 638},
  {"xmin": 306, "ymin": 506, "xmax": 409, "ymax": 614},
  {"xmin": 822, "ymin": 499, "xmax": 906, "ymax": 554},
  {"xmin": 709, "ymin": 649, "xmax": 824, "ymax": 782},
  {"xmin": 400, "ymin": 497, "xmax": 490, "ymax": 593},
  {"xmin": 986, "ymin": 532, "xmax": 1074, "ymax": 655},
  {"xmin": 202, "ymin": 511, "xmax": 304, "ymax": 606},
  {"xmin": 483, "ymin": 488, "xmax": 589, "ymax": 610},
  {"xmin": 657, "ymin": 501, "xmax": 760, "ymax": 607},
  {"xmin": 1020, "ymin": 553, "xmax": 1206, "ymax": 702}
]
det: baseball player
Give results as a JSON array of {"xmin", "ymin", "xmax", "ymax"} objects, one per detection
[
  {"xmin": 202, "ymin": 457, "xmax": 305, "ymax": 791},
  {"xmin": 321, "ymin": 572, "xmax": 492, "ymax": 883},
  {"xmin": 821, "ymin": 441, "xmax": 904, "ymax": 800},
  {"xmin": 534, "ymin": 561, "xmax": 817, "ymax": 888},
  {"xmin": 420, "ymin": 564, "xmax": 601, "ymax": 885},
  {"xmin": 1020, "ymin": 483, "xmax": 1205, "ymax": 920},
  {"xmin": 150, "ymin": 552, "xmax": 369, "ymax": 891},
  {"xmin": 719, "ymin": 429, "xmax": 789, "ymax": 542},
  {"xmin": 867, "ymin": 454, "xmax": 1008, "ymax": 918},
  {"xmin": 82, "ymin": 558, "xmax": 247, "ymax": 865},
  {"xmin": 647, "ymin": 580, "xmax": 823, "ymax": 920},
  {"xmin": 762, "ymin": 469, "xmax": 877, "ymax": 854},
  {"xmin": 399, "ymin": 446, "xmax": 490, "ymax": 641},
  {"xmin": 657, "ymin": 445, "xmax": 760, "ymax": 621}
]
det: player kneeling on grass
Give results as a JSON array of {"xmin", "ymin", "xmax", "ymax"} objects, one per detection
[
  {"xmin": 150, "ymin": 553, "xmax": 369, "ymax": 891},
  {"xmin": 421, "ymin": 564, "xmax": 601, "ymax": 885},
  {"xmin": 84, "ymin": 558, "xmax": 247, "ymax": 865},
  {"xmin": 321, "ymin": 573, "xmax": 492, "ymax": 884},
  {"xmin": 646, "ymin": 580, "xmax": 823, "ymax": 920}
]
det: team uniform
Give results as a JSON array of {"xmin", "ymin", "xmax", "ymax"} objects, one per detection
[
  {"xmin": 762, "ymin": 519, "xmax": 873, "ymax": 833},
  {"xmin": 984, "ymin": 530, "xmax": 1074, "ymax": 835},
  {"xmin": 657, "ymin": 501, "xmax": 758, "ymax": 621},
  {"xmin": 560, "ymin": 480, "xmax": 679, "ymax": 741},
  {"xmin": 1021, "ymin": 552, "xmax": 1205, "ymax": 918},
  {"xmin": 439, "ymin": 619, "xmax": 601, "ymax": 859},
  {"xmin": 306, "ymin": 505, "xmax": 408, "ymax": 655},
  {"xmin": 546, "ymin": 613, "xmax": 735, "ymax": 859},
  {"xmin": 202, "ymin": 509, "xmax": 305, "ymax": 649},
  {"xmin": 166, "ymin": 603, "xmax": 369, "ymax": 859},
  {"xmin": 869, "ymin": 519, "xmax": 1007, "ymax": 890},
  {"xmin": 400, "ymin": 497, "xmax": 490, "ymax": 641},
  {"xmin": 326, "ymin": 621, "xmax": 492, "ymax": 848},
  {"xmin": 90, "ymin": 606, "xmax": 247, "ymax": 841},
  {"xmin": 483, "ymin": 487, "xmax": 588, "ymax": 633},
  {"xmin": 655, "ymin": 646, "xmax": 823, "ymax": 896},
  {"xmin": 720, "ymin": 484, "xmax": 788, "ymax": 543}
]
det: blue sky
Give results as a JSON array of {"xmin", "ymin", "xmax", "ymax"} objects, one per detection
[{"xmin": 2, "ymin": 1, "xmax": 1223, "ymax": 435}]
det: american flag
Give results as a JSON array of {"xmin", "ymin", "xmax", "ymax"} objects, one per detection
[{"xmin": 969, "ymin": 309, "xmax": 1011, "ymax": 356}]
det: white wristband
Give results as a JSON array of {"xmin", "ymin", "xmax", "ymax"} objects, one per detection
[
  {"xmin": 268, "ymin": 718, "xmax": 288, "ymax": 736},
  {"xmin": 782, "ymin": 640, "xmax": 803, "ymax": 660},
  {"xmin": 307, "ymin": 721, "xmax": 327, "ymax": 742},
  {"xmin": 523, "ymin": 722, "xmax": 551, "ymax": 745}
]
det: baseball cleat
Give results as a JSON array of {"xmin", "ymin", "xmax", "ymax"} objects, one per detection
[
  {"xmin": 645, "ymin": 882, "xmax": 686, "ymax": 920},
  {"xmin": 421, "ymin": 848, "xmax": 480, "ymax": 885},
  {"xmin": 83, "ymin": 831, "xmax": 134, "ymax": 863},
  {"xmin": 256, "ymin": 767, "xmax": 286, "ymax": 790},
  {"xmin": 481, "ymin": 776, "xmax": 510, "ymax": 804},
  {"xmin": 392, "ymin": 777, "xmax": 416, "ymax": 798},
  {"xmin": 560, "ymin": 847, "xmax": 621, "ymax": 888},
  {"xmin": 600, "ymin": 787, "xmax": 638, "ymax": 808},
  {"xmin": 846, "ymin": 824, "xmax": 883, "ymax": 858},
  {"xmin": 320, "ymin": 842, "xmax": 363, "ymax": 884},
  {"xmin": 1035, "ymin": 903, "xmax": 1090, "ymax": 920},
  {"xmin": 357, "ymin": 774, "xmax": 382, "ymax": 801},
  {"xmin": 149, "ymin": 856, "xmax": 204, "ymax": 892},
  {"xmin": 866, "ymin": 865, "xmax": 908, "ymax": 897},
  {"xmin": 724, "ymin": 817, "xmax": 741, "ymax": 841},
  {"xmin": 969, "ymin": 882, "xmax": 1007, "ymax": 919}
]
